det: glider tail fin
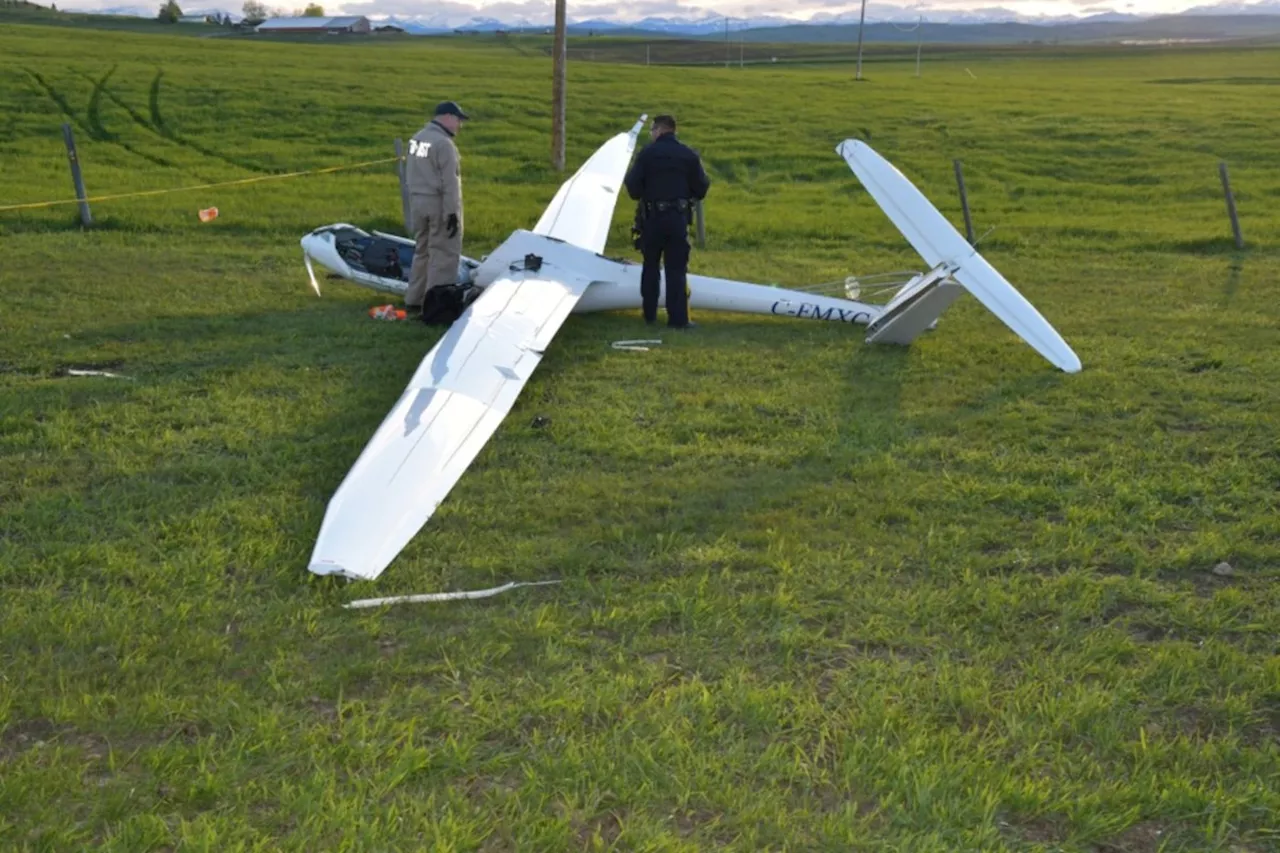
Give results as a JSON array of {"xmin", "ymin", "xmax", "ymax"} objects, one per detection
[
  {"xmin": 863, "ymin": 264, "xmax": 965, "ymax": 345},
  {"xmin": 837, "ymin": 137, "xmax": 1080, "ymax": 373}
]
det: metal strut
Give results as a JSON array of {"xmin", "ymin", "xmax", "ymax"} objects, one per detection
[{"xmin": 793, "ymin": 270, "xmax": 924, "ymax": 302}]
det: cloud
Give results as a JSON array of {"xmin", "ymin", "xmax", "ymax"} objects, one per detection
[{"xmin": 335, "ymin": 0, "xmax": 542, "ymax": 20}]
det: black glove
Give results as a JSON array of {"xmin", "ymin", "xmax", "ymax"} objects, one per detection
[
  {"xmin": 631, "ymin": 202, "xmax": 645, "ymax": 250},
  {"xmin": 446, "ymin": 214, "xmax": 459, "ymax": 239}
]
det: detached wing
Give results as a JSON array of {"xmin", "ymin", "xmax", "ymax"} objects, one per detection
[
  {"xmin": 533, "ymin": 115, "xmax": 647, "ymax": 255},
  {"xmin": 837, "ymin": 139, "xmax": 1081, "ymax": 373},
  {"xmin": 309, "ymin": 272, "xmax": 593, "ymax": 581}
]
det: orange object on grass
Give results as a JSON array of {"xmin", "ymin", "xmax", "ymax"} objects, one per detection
[
  {"xmin": 198, "ymin": 207, "xmax": 219, "ymax": 222},
  {"xmin": 369, "ymin": 304, "xmax": 407, "ymax": 321}
]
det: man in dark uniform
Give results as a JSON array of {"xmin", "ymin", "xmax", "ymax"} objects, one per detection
[{"xmin": 624, "ymin": 115, "xmax": 710, "ymax": 329}]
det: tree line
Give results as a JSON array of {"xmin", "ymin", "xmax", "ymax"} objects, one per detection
[{"xmin": 155, "ymin": 0, "xmax": 324, "ymax": 23}]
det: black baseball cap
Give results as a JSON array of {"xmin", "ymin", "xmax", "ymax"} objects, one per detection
[{"xmin": 434, "ymin": 101, "xmax": 470, "ymax": 120}]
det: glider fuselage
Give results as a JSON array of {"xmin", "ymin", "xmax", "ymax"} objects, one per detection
[{"xmin": 472, "ymin": 229, "xmax": 884, "ymax": 326}]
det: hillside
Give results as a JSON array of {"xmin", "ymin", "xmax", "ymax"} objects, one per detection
[
  {"xmin": 0, "ymin": 0, "xmax": 216, "ymax": 33},
  {"xmin": 730, "ymin": 14, "xmax": 1280, "ymax": 44}
]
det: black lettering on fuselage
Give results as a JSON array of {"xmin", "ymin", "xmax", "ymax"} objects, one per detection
[{"xmin": 770, "ymin": 300, "xmax": 870, "ymax": 324}]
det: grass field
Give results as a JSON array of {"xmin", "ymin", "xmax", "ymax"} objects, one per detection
[
  {"xmin": 2, "ymin": 20, "xmax": 1279, "ymax": 852},
  {"xmin": 525, "ymin": 33, "xmax": 1280, "ymax": 67}
]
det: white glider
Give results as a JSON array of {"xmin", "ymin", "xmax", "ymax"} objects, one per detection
[{"xmin": 300, "ymin": 119, "xmax": 1080, "ymax": 581}]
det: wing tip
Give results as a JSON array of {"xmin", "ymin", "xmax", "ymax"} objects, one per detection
[
  {"xmin": 1058, "ymin": 350, "xmax": 1083, "ymax": 374},
  {"xmin": 836, "ymin": 138, "xmax": 869, "ymax": 156}
]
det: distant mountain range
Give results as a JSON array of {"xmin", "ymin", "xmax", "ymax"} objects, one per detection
[
  {"xmin": 376, "ymin": 2, "xmax": 1280, "ymax": 36},
  {"xmin": 44, "ymin": 0, "xmax": 1280, "ymax": 41},
  {"xmin": 731, "ymin": 13, "xmax": 1280, "ymax": 44}
]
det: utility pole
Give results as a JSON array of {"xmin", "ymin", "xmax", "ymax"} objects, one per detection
[
  {"xmin": 551, "ymin": 0, "xmax": 566, "ymax": 171},
  {"xmin": 854, "ymin": 0, "xmax": 867, "ymax": 81},
  {"xmin": 915, "ymin": 15, "xmax": 923, "ymax": 77}
]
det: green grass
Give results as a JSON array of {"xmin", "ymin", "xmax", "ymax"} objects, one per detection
[
  {"xmin": 526, "ymin": 34, "xmax": 1280, "ymax": 68},
  {"xmin": 2, "ymin": 22, "xmax": 1279, "ymax": 852}
]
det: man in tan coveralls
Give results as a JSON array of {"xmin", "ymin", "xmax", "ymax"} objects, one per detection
[{"xmin": 404, "ymin": 101, "xmax": 469, "ymax": 316}]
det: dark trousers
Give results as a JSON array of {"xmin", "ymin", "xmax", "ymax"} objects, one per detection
[{"xmin": 640, "ymin": 210, "xmax": 691, "ymax": 327}]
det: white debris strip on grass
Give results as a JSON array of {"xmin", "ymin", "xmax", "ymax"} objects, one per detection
[
  {"xmin": 611, "ymin": 339, "xmax": 663, "ymax": 352},
  {"xmin": 344, "ymin": 580, "xmax": 562, "ymax": 609},
  {"xmin": 66, "ymin": 369, "xmax": 134, "ymax": 380}
]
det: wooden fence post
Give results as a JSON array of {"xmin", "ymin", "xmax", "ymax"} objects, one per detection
[
  {"xmin": 1219, "ymin": 161, "xmax": 1244, "ymax": 250},
  {"xmin": 62, "ymin": 123, "xmax": 91, "ymax": 226},
  {"xmin": 394, "ymin": 138, "xmax": 410, "ymax": 235},
  {"xmin": 551, "ymin": 0, "xmax": 567, "ymax": 172},
  {"xmin": 953, "ymin": 158, "xmax": 974, "ymax": 245}
]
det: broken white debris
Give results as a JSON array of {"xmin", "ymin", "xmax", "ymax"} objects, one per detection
[
  {"xmin": 66, "ymin": 369, "xmax": 133, "ymax": 380},
  {"xmin": 304, "ymin": 251, "xmax": 321, "ymax": 297},
  {"xmin": 343, "ymin": 580, "xmax": 562, "ymax": 609},
  {"xmin": 611, "ymin": 339, "xmax": 663, "ymax": 352}
]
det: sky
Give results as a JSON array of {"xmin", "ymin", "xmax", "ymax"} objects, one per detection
[{"xmin": 46, "ymin": 0, "xmax": 1239, "ymax": 21}]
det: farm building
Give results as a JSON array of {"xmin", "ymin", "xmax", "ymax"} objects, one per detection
[{"xmin": 254, "ymin": 15, "xmax": 371, "ymax": 34}]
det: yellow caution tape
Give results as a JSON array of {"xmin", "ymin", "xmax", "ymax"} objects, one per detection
[{"xmin": 0, "ymin": 156, "xmax": 402, "ymax": 213}]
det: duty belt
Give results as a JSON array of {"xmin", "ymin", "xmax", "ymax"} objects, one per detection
[{"xmin": 645, "ymin": 199, "xmax": 690, "ymax": 213}]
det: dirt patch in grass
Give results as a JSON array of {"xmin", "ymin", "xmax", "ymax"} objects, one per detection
[
  {"xmin": 0, "ymin": 718, "xmax": 61, "ymax": 760},
  {"xmin": 1092, "ymin": 820, "xmax": 1167, "ymax": 852},
  {"xmin": 1001, "ymin": 813, "xmax": 1066, "ymax": 846}
]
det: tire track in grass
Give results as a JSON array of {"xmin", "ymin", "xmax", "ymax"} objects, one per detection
[
  {"xmin": 23, "ymin": 68, "xmax": 92, "ymax": 139},
  {"xmin": 84, "ymin": 65, "xmax": 116, "ymax": 142},
  {"xmin": 85, "ymin": 65, "xmax": 179, "ymax": 170},
  {"xmin": 77, "ymin": 69, "xmax": 248, "ymax": 182},
  {"xmin": 147, "ymin": 69, "xmax": 271, "ymax": 173},
  {"xmin": 25, "ymin": 66, "xmax": 179, "ymax": 173}
]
